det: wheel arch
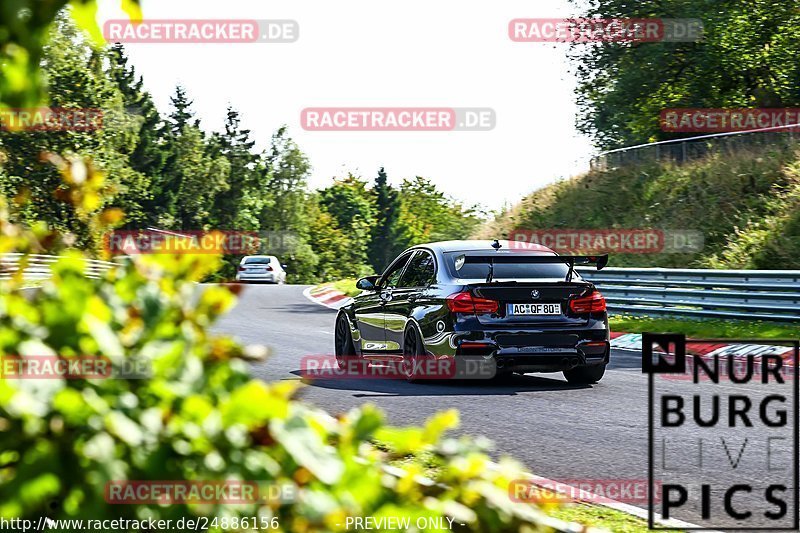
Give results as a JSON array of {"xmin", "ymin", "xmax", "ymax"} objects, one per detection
[
  {"xmin": 335, "ymin": 309, "xmax": 362, "ymax": 356},
  {"xmin": 403, "ymin": 318, "xmax": 428, "ymax": 356}
]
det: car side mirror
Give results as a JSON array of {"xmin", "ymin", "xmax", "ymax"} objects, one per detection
[
  {"xmin": 281, "ymin": 264, "xmax": 288, "ymax": 269},
  {"xmin": 356, "ymin": 275, "xmax": 379, "ymax": 291}
]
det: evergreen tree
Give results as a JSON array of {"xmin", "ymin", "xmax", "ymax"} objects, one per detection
[
  {"xmin": 159, "ymin": 86, "xmax": 206, "ymax": 227},
  {"xmin": 168, "ymin": 86, "xmax": 196, "ymax": 134},
  {"xmin": 172, "ymin": 126, "xmax": 230, "ymax": 228},
  {"xmin": 368, "ymin": 167, "xmax": 400, "ymax": 272},
  {"xmin": 209, "ymin": 107, "xmax": 262, "ymax": 229},
  {"xmin": 263, "ymin": 126, "xmax": 310, "ymax": 232},
  {"xmin": 107, "ymin": 44, "xmax": 166, "ymax": 226}
]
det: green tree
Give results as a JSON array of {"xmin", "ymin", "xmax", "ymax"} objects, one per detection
[
  {"xmin": 259, "ymin": 126, "xmax": 321, "ymax": 281},
  {"xmin": 209, "ymin": 107, "xmax": 263, "ymax": 230},
  {"xmin": 171, "ymin": 125, "xmax": 231, "ymax": 229},
  {"xmin": 395, "ymin": 176, "xmax": 482, "ymax": 249},
  {"xmin": 107, "ymin": 43, "xmax": 167, "ymax": 227},
  {"xmin": 570, "ymin": 0, "xmax": 800, "ymax": 149},
  {"xmin": 157, "ymin": 86, "xmax": 231, "ymax": 229},
  {"xmin": 263, "ymin": 126, "xmax": 310, "ymax": 232},
  {"xmin": 167, "ymin": 85, "xmax": 197, "ymax": 134},
  {"xmin": 316, "ymin": 174, "xmax": 376, "ymax": 277},
  {"xmin": 368, "ymin": 167, "xmax": 400, "ymax": 273},
  {"xmin": 303, "ymin": 199, "xmax": 353, "ymax": 280}
]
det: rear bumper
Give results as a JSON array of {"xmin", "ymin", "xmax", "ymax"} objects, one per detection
[
  {"xmin": 451, "ymin": 318, "xmax": 609, "ymax": 372},
  {"xmin": 493, "ymin": 345, "xmax": 609, "ymax": 373},
  {"xmin": 236, "ymin": 272, "xmax": 277, "ymax": 282}
]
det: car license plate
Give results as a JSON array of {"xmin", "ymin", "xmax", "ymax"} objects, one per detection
[
  {"xmin": 250, "ymin": 268, "xmax": 266, "ymax": 273},
  {"xmin": 508, "ymin": 303, "xmax": 561, "ymax": 316}
]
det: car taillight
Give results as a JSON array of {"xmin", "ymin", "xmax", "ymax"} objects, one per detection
[
  {"xmin": 569, "ymin": 291, "xmax": 606, "ymax": 314},
  {"xmin": 446, "ymin": 292, "xmax": 498, "ymax": 314},
  {"xmin": 238, "ymin": 266, "xmax": 245, "ymax": 271},
  {"xmin": 266, "ymin": 265, "xmax": 273, "ymax": 271}
]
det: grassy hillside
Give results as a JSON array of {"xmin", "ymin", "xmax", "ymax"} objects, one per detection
[{"xmin": 478, "ymin": 145, "xmax": 800, "ymax": 269}]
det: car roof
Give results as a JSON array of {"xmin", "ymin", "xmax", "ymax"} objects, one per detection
[
  {"xmin": 242, "ymin": 255, "xmax": 274, "ymax": 260},
  {"xmin": 411, "ymin": 239, "xmax": 556, "ymax": 255}
]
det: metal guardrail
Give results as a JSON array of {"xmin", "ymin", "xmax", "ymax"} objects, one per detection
[
  {"xmin": 5, "ymin": 254, "xmax": 800, "ymax": 322},
  {"xmin": 0, "ymin": 254, "xmax": 118, "ymax": 281},
  {"xmin": 590, "ymin": 123, "xmax": 800, "ymax": 170},
  {"xmin": 0, "ymin": 227, "xmax": 181, "ymax": 281},
  {"xmin": 576, "ymin": 266, "xmax": 800, "ymax": 322}
]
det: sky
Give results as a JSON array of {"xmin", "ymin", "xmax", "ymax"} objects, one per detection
[{"xmin": 96, "ymin": 0, "xmax": 595, "ymax": 212}]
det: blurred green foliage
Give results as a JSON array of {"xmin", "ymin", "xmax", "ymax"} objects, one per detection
[{"xmin": 0, "ymin": 0, "xmax": 141, "ymax": 109}]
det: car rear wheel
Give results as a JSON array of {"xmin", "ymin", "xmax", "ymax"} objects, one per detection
[
  {"xmin": 334, "ymin": 314, "xmax": 356, "ymax": 369},
  {"xmin": 563, "ymin": 363, "xmax": 606, "ymax": 384},
  {"xmin": 402, "ymin": 327, "xmax": 426, "ymax": 383}
]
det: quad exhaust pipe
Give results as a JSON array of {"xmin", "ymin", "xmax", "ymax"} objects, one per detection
[{"xmin": 561, "ymin": 357, "xmax": 580, "ymax": 369}]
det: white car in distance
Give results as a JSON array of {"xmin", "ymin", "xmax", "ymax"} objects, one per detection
[{"xmin": 236, "ymin": 255, "xmax": 287, "ymax": 284}]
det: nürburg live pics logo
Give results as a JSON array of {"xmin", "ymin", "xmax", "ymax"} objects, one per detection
[{"xmin": 645, "ymin": 333, "xmax": 799, "ymax": 530}]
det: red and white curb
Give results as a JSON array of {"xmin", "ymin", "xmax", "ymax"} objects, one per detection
[
  {"xmin": 611, "ymin": 332, "xmax": 796, "ymax": 361},
  {"xmin": 303, "ymin": 285, "xmax": 354, "ymax": 310}
]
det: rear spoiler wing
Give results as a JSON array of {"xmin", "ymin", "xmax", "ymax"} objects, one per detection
[{"xmin": 457, "ymin": 253, "xmax": 609, "ymax": 282}]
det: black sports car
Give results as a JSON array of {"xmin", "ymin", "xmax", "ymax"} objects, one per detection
[{"xmin": 334, "ymin": 240, "xmax": 610, "ymax": 383}]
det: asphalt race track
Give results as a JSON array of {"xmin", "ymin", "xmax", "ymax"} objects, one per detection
[{"xmin": 213, "ymin": 284, "xmax": 797, "ymax": 529}]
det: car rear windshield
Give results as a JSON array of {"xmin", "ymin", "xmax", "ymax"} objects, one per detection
[
  {"xmin": 244, "ymin": 257, "xmax": 271, "ymax": 264},
  {"xmin": 444, "ymin": 252, "xmax": 571, "ymax": 280}
]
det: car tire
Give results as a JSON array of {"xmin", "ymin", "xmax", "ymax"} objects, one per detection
[
  {"xmin": 402, "ymin": 326, "xmax": 427, "ymax": 383},
  {"xmin": 334, "ymin": 314, "xmax": 356, "ymax": 369},
  {"xmin": 563, "ymin": 363, "xmax": 606, "ymax": 384}
]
